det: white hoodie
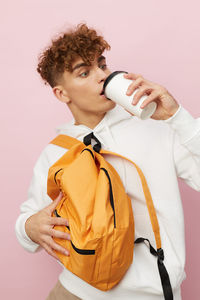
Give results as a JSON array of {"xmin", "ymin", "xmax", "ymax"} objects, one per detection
[{"xmin": 15, "ymin": 104, "xmax": 200, "ymax": 300}]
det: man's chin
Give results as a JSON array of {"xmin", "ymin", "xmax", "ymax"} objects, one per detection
[
  {"xmin": 99, "ymin": 95, "xmax": 116, "ymax": 111},
  {"xmin": 106, "ymin": 100, "xmax": 116, "ymax": 111}
]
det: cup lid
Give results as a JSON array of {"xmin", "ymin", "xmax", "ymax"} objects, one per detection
[{"xmin": 103, "ymin": 71, "xmax": 128, "ymax": 92}]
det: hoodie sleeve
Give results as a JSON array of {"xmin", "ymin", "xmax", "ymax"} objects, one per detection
[
  {"xmin": 15, "ymin": 148, "xmax": 53, "ymax": 253},
  {"xmin": 164, "ymin": 105, "xmax": 200, "ymax": 191}
]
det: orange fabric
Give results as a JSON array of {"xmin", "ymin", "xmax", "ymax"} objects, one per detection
[
  {"xmin": 47, "ymin": 134, "xmax": 161, "ymax": 291},
  {"xmin": 100, "ymin": 149, "xmax": 161, "ymax": 249}
]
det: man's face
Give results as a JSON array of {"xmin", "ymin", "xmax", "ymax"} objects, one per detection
[{"xmin": 58, "ymin": 54, "xmax": 116, "ymax": 120}]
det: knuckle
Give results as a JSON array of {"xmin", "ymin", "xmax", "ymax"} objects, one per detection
[
  {"xmin": 134, "ymin": 91, "xmax": 141, "ymax": 100},
  {"xmin": 40, "ymin": 234, "xmax": 46, "ymax": 243},
  {"xmin": 50, "ymin": 216, "xmax": 60, "ymax": 225},
  {"xmin": 41, "ymin": 224, "xmax": 50, "ymax": 235},
  {"xmin": 39, "ymin": 213, "xmax": 50, "ymax": 225},
  {"xmin": 127, "ymin": 83, "xmax": 133, "ymax": 91},
  {"xmin": 45, "ymin": 248, "xmax": 52, "ymax": 255},
  {"xmin": 140, "ymin": 86, "xmax": 148, "ymax": 93},
  {"xmin": 162, "ymin": 87, "xmax": 168, "ymax": 93},
  {"xmin": 60, "ymin": 218, "xmax": 69, "ymax": 226},
  {"xmin": 38, "ymin": 226, "xmax": 45, "ymax": 237},
  {"xmin": 47, "ymin": 249, "xmax": 56, "ymax": 258},
  {"xmin": 43, "ymin": 245, "xmax": 51, "ymax": 255},
  {"xmin": 137, "ymin": 74, "xmax": 143, "ymax": 81},
  {"xmin": 135, "ymin": 86, "xmax": 146, "ymax": 97},
  {"xmin": 50, "ymin": 241, "xmax": 58, "ymax": 251},
  {"xmin": 42, "ymin": 235, "xmax": 51, "ymax": 246},
  {"xmin": 49, "ymin": 228, "xmax": 54, "ymax": 236},
  {"xmin": 153, "ymin": 90, "xmax": 159, "ymax": 97},
  {"xmin": 136, "ymin": 78, "xmax": 143, "ymax": 86},
  {"xmin": 52, "ymin": 228, "xmax": 61, "ymax": 238},
  {"xmin": 54, "ymin": 218, "xmax": 62, "ymax": 226}
]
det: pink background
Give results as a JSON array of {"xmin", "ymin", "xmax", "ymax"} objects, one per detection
[{"xmin": 1, "ymin": 0, "xmax": 199, "ymax": 299}]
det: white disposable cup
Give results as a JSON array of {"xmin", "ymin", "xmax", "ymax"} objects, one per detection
[{"xmin": 103, "ymin": 71, "xmax": 157, "ymax": 120}]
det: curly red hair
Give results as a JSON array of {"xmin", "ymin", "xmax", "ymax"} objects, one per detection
[{"xmin": 37, "ymin": 23, "xmax": 110, "ymax": 87}]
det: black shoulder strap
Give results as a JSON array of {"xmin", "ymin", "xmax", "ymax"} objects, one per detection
[{"xmin": 135, "ymin": 238, "xmax": 173, "ymax": 300}]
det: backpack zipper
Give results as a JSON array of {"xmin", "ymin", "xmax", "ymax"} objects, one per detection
[
  {"xmin": 100, "ymin": 168, "xmax": 116, "ymax": 228},
  {"xmin": 81, "ymin": 149, "xmax": 116, "ymax": 228},
  {"xmin": 71, "ymin": 241, "xmax": 95, "ymax": 255},
  {"xmin": 54, "ymin": 168, "xmax": 63, "ymax": 185}
]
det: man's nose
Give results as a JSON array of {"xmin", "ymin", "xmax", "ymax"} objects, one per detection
[{"xmin": 96, "ymin": 67, "xmax": 110, "ymax": 83}]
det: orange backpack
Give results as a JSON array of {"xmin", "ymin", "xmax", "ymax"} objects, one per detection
[{"xmin": 47, "ymin": 132, "xmax": 173, "ymax": 299}]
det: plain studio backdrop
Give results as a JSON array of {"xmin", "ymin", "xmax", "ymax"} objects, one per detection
[{"xmin": 1, "ymin": 0, "xmax": 199, "ymax": 299}]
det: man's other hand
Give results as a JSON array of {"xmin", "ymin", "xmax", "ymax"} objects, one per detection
[{"xmin": 25, "ymin": 192, "xmax": 70, "ymax": 259}]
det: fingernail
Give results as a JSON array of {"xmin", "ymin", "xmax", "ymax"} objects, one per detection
[{"xmin": 65, "ymin": 250, "xmax": 69, "ymax": 256}]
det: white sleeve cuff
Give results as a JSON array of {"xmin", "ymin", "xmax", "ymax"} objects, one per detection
[
  {"xmin": 164, "ymin": 105, "xmax": 200, "ymax": 144},
  {"xmin": 15, "ymin": 213, "xmax": 40, "ymax": 253}
]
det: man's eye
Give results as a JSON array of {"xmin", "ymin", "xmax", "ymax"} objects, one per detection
[
  {"xmin": 99, "ymin": 64, "xmax": 107, "ymax": 70},
  {"xmin": 80, "ymin": 71, "xmax": 89, "ymax": 77}
]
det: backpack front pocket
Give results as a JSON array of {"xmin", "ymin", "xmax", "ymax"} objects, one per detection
[
  {"xmin": 69, "ymin": 237, "xmax": 102, "ymax": 283},
  {"xmin": 71, "ymin": 242, "xmax": 95, "ymax": 255}
]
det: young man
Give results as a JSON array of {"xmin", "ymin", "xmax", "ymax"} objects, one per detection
[{"xmin": 15, "ymin": 23, "xmax": 200, "ymax": 300}]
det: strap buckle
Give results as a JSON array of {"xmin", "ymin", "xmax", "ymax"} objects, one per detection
[{"xmin": 83, "ymin": 132, "xmax": 101, "ymax": 153}]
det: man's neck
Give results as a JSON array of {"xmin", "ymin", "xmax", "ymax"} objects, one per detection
[{"xmin": 74, "ymin": 111, "xmax": 106, "ymax": 129}]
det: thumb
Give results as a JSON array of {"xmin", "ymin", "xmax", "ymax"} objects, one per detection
[{"xmin": 47, "ymin": 191, "xmax": 63, "ymax": 212}]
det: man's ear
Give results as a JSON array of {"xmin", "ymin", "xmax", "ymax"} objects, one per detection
[{"xmin": 52, "ymin": 86, "xmax": 71, "ymax": 104}]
